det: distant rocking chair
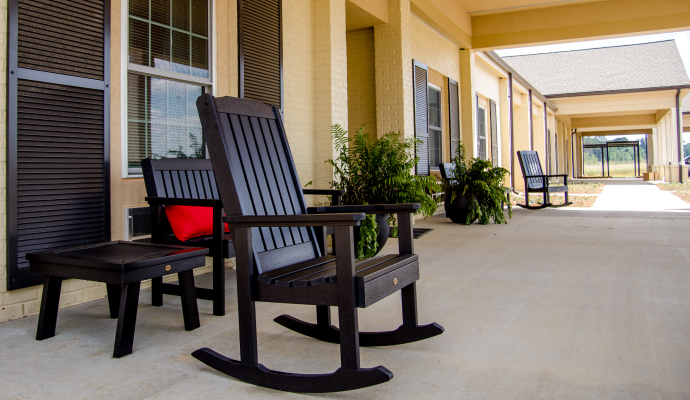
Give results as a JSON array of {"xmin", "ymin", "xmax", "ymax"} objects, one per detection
[
  {"xmin": 517, "ymin": 150, "xmax": 572, "ymax": 209},
  {"xmin": 192, "ymin": 95, "xmax": 444, "ymax": 393}
]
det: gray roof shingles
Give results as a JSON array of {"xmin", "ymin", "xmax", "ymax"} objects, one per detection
[{"xmin": 502, "ymin": 40, "xmax": 690, "ymax": 96}]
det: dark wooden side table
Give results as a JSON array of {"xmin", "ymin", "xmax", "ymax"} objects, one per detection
[{"xmin": 27, "ymin": 241, "xmax": 209, "ymax": 358}]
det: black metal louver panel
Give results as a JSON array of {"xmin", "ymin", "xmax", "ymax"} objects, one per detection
[
  {"xmin": 490, "ymin": 99, "xmax": 499, "ymax": 167},
  {"xmin": 413, "ymin": 60, "xmax": 429, "ymax": 176},
  {"xmin": 239, "ymin": 0, "xmax": 282, "ymax": 109},
  {"xmin": 17, "ymin": 0, "xmax": 105, "ymax": 81},
  {"xmin": 448, "ymin": 78, "xmax": 459, "ymax": 159},
  {"xmin": 15, "ymin": 80, "xmax": 106, "ymax": 266}
]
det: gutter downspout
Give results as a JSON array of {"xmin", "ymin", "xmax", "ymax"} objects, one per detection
[
  {"xmin": 571, "ymin": 130, "xmax": 576, "ymax": 178},
  {"xmin": 544, "ymin": 101, "xmax": 548, "ymax": 175},
  {"xmin": 509, "ymin": 73, "xmax": 515, "ymax": 190},
  {"xmin": 677, "ymin": 89, "xmax": 683, "ymax": 182},
  {"xmin": 528, "ymin": 90, "xmax": 533, "ymax": 150}
]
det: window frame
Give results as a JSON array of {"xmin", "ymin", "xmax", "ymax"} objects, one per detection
[
  {"xmin": 122, "ymin": 0, "xmax": 214, "ymax": 178},
  {"xmin": 427, "ymin": 83, "xmax": 442, "ymax": 171}
]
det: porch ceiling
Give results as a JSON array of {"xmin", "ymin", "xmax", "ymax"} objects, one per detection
[{"xmin": 469, "ymin": 0, "xmax": 690, "ymax": 50}]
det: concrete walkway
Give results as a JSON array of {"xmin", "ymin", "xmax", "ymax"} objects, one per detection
[
  {"xmin": 1, "ymin": 208, "xmax": 689, "ymax": 399},
  {"xmin": 574, "ymin": 178, "xmax": 690, "ymax": 212}
]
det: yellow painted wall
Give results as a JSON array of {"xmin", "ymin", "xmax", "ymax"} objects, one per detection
[
  {"xmin": 347, "ymin": 29, "xmax": 377, "ymax": 138},
  {"xmin": 375, "ymin": 0, "xmax": 414, "ymax": 139},
  {"xmin": 410, "ymin": 13, "xmax": 460, "ymax": 83},
  {"xmin": 283, "ymin": 0, "xmax": 317, "ymax": 187}
]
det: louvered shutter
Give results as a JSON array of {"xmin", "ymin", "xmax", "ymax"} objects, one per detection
[
  {"xmin": 413, "ymin": 60, "xmax": 429, "ymax": 176},
  {"xmin": 239, "ymin": 0, "xmax": 282, "ymax": 110},
  {"xmin": 7, "ymin": 0, "xmax": 110, "ymax": 290},
  {"xmin": 490, "ymin": 99, "xmax": 499, "ymax": 167},
  {"xmin": 448, "ymin": 78, "xmax": 460, "ymax": 159}
]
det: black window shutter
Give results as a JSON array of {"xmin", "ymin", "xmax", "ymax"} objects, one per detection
[
  {"xmin": 490, "ymin": 99, "xmax": 499, "ymax": 167},
  {"xmin": 7, "ymin": 0, "xmax": 110, "ymax": 290},
  {"xmin": 238, "ymin": 0, "xmax": 283, "ymax": 111},
  {"xmin": 448, "ymin": 78, "xmax": 459, "ymax": 160},
  {"xmin": 413, "ymin": 60, "xmax": 429, "ymax": 176}
]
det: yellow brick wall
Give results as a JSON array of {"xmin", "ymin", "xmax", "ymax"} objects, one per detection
[
  {"xmin": 283, "ymin": 0, "xmax": 317, "ymax": 189},
  {"xmin": 410, "ymin": 14, "xmax": 459, "ymax": 83},
  {"xmin": 313, "ymin": 0, "xmax": 348, "ymax": 196},
  {"xmin": 374, "ymin": 0, "xmax": 414, "ymax": 139},
  {"xmin": 347, "ymin": 29, "xmax": 377, "ymax": 139}
]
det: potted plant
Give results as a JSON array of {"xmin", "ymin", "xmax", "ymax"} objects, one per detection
[
  {"xmin": 441, "ymin": 141, "xmax": 512, "ymax": 224},
  {"xmin": 327, "ymin": 124, "xmax": 440, "ymax": 259}
]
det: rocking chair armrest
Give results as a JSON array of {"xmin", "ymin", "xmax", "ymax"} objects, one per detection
[
  {"xmin": 307, "ymin": 203, "xmax": 421, "ymax": 215},
  {"xmin": 302, "ymin": 189, "xmax": 345, "ymax": 196},
  {"xmin": 224, "ymin": 213, "xmax": 366, "ymax": 227},
  {"xmin": 145, "ymin": 197, "xmax": 223, "ymax": 207},
  {"xmin": 303, "ymin": 188, "xmax": 345, "ymax": 206}
]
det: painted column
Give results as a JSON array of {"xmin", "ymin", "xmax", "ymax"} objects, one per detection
[
  {"xmin": 374, "ymin": 0, "xmax": 413, "ymax": 138},
  {"xmin": 499, "ymin": 77, "xmax": 511, "ymax": 186},
  {"xmin": 313, "ymin": 0, "xmax": 348, "ymax": 195},
  {"xmin": 459, "ymin": 49, "xmax": 476, "ymax": 156}
]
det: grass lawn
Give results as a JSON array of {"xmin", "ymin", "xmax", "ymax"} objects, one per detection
[
  {"xmin": 655, "ymin": 182, "xmax": 690, "ymax": 204},
  {"xmin": 583, "ymin": 162, "xmax": 645, "ymax": 178}
]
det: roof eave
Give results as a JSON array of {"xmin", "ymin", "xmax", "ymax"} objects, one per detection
[
  {"xmin": 544, "ymin": 85, "xmax": 690, "ymax": 99},
  {"xmin": 484, "ymin": 51, "xmax": 558, "ymax": 112}
]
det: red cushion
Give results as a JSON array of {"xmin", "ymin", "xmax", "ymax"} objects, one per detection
[{"xmin": 165, "ymin": 205, "xmax": 229, "ymax": 241}]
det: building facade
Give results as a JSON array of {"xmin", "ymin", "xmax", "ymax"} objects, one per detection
[{"xmin": 1, "ymin": 0, "xmax": 689, "ymax": 321}]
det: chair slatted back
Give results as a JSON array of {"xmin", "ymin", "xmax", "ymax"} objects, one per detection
[
  {"xmin": 517, "ymin": 151, "xmax": 545, "ymax": 190},
  {"xmin": 196, "ymin": 95, "xmax": 320, "ymax": 274},
  {"xmin": 142, "ymin": 158, "xmax": 220, "ymax": 201},
  {"xmin": 439, "ymin": 163, "xmax": 454, "ymax": 181}
]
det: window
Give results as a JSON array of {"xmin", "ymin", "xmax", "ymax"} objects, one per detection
[
  {"xmin": 126, "ymin": 0, "xmax": 211, "ymax": 175},
  {"xmin": 477, "ymin": 105, "xmax": 487, "ymax": 160},
  {"xmin": 428, "ymin": 86, "xmax": 442, "ymax": 170}
]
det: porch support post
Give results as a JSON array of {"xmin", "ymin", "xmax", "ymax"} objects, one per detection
[
  {"xmin": 313, "ymin": 0, "xmax": 348, "ymax": 196},
  {"xmin": 459, "ymin": 49, "xmax": 477, "ymax": 157},
  {"xmin": 374, "ymin": 0, "xmax": 413, "ymax": 138}
]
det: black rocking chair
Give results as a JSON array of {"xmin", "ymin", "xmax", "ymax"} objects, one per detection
[
  {"xmin": 192, "ymin": 95, "xmax": 443, "ymax": 393},
  {"xmin": 517, "ymin": 150, "xmax": 571, "ymax": 209}
]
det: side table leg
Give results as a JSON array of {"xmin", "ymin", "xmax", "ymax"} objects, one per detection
[
  {"xmin": 36, "ymin": 275, "xmax": 63, "ymax": 340},
  {"xmin": 106, "ymin": 284, "xmax": 121, "ymax": 319},
  {"xmin": 151, "ymin": 277, "xmax": 163, "ymax": 306},
  {"xmin": 178, "ymin": 270, "xmax": 200, "ymax": 331},
  {"xmin": 113, "ymin": 282, "xmax": 140, "ymax": 358}
]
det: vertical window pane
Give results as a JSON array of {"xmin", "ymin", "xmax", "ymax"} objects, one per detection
[
  {"xmin": 172, "ymin": 0, "xmax": 190, "ymax": 30},
  {"xmin": 149, "ymin": 78, "xmax": 204, "ymax": 159},
  {"xmin": 477, "ymin": 107, "xmax": 486, "ymax": 160},
  {"xmin": 191, "ymin": 37, "xmax": 208, "ymax": 78},
  {"xmin": 428, "ymin": 88, "xmax": 441, "ymax": 129},
  {"xmin": 430, "ymin": 129, "xmax": 442, "ymax": 169},
  {"xmin": 128, "ymin": 73, "xmax": 205, "ymax": 170},
  {"xmin": 172, "ymin": 30, "xmax": 191, "ymax": 75},
  {"xmin": 191, "ymin": 0, "xmax": 208, "ymax": 36},
  {"xmin": 151, "ymin": 25, "xmax": 171, "ymax": 70},
  {"xmin": 129, "ymin": 0, "xmax": 149, "ymax": 19},
  {"xmin": 151, "ymin": 0, "xmax": 171, "ymax": 25},
  {"xmin": 129, "ymin": 18, "xmax": 149, "ymax": 66}
]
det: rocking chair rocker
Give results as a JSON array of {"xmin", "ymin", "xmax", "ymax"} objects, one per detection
[{"xmin": 192, "ymin": 95, "xmax": 443, "ymax": 393}]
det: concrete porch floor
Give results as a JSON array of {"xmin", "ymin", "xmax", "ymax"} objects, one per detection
[{"xmin": 2, "ymin": 208, "xmax": 690, "ymax": 399}]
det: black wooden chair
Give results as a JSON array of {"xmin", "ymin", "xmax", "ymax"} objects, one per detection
[
  {"xmin": 142, "ymin": 158, "xmax": 233, "ymax": 316},
  {"xmin": 517, "ymin": 150, "xmax": 571, "ymax": 209},
  {"xmin": 439, "ymin": 162, "xmax": 455, "ymax": 182},
  {"xmin": 192, "ymin": 95, "xmax": 443, "ymax": 393}
]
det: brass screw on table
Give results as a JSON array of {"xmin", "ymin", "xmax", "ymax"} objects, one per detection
[
  {"xmin": 393, "ymin": 278, "xmax": 398, "ymax": 285},
  {"xmin": 165, "ymin": 265, "xmax": 172, "ymax": 271}
]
